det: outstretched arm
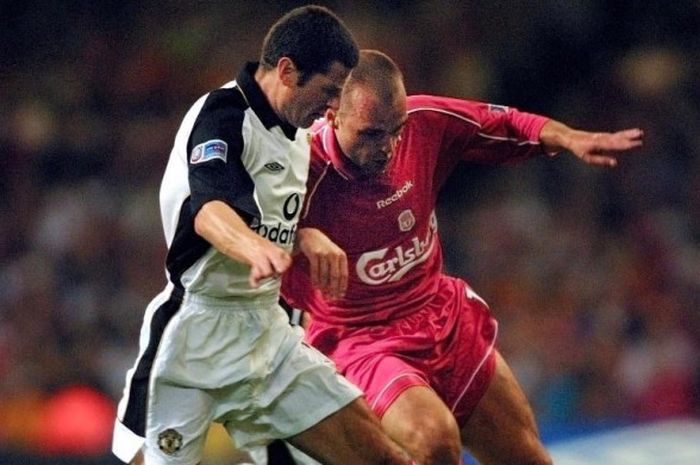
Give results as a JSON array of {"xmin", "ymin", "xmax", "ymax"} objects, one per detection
[
  {"xmin": 194, "ymin": 200, "xmax": 292, "ymax": 288},
  {"xmin": 539, "ymin": 120, "xmax": 644, "ymax": 167}
]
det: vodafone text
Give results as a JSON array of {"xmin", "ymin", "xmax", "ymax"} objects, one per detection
[{"xmin": 251, "ymin": 222, "xmax": 297, "ymax": 246}]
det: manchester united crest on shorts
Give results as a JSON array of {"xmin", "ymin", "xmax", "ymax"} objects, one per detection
[
  {"xmin": 398, "ymin": 209, "xmax": 415, "ymax": 232},
  {"xmin": 158, "ymin": 428, "xmax": 183, "ymax": 455}
]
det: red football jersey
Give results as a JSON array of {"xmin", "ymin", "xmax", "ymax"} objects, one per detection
[{"xmin": 282, "ymin": 95, "xmax": 549, "ymax": 325}]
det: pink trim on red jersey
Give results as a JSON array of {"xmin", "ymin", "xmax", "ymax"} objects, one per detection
[
  {"xmin": 475, "ymin": 132, "xmax": 542, "ymax": 146},
  {"xmin": 450, "ymin": 319, "xmax": 498, "ymax": 413},
  {"xmin": 301, "ymin": 160, "xmax": 331, "ymax": 220},
  {"xmin": 370, "ymin": 372, "xmax": 432, "ymax": 411},
  {"xmin": 407, "ymin": 106, "xmax": 482, "ymax": 128}
]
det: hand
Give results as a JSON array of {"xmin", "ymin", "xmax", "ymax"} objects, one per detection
[
  {"xmin": 193, "ymin": 201, "xmax": 294, "ymax": 288},
  {"xmin": 296, "ymin": 228, "xmax": 348, "ymax": 299},
  {"xmin": 540, "ymin": 120, "xmax": 644, "ymax": 168},
  {"xmin": 247, "ymin": 240, "xmax": 293, "ymax": 288},
  {"xmin": 566, "ymin": 128, "xmax": 644, "ymax": 167}
]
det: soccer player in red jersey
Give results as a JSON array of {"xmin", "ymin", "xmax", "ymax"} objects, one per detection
[{"xmin": 280, "ymin": 50, "xmax": 643, "ymax": 465}]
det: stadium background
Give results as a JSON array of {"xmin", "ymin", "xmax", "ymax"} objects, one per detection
[{"xmin": 1, "ymin": 0, "xmax": 698, "ymax": 463}]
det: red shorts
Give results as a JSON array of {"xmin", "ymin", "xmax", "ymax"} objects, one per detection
[{"xmin": 305, "ymin": 276, "xmax": 498, "ymax": 427}]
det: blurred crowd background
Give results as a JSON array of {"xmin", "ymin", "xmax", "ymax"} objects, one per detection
[{"xmin": 1, "ymin": 0, "xmax": 698, "ymax": 462}]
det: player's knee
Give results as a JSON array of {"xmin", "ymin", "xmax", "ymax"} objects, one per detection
[
  {"xmin": 373, "ymin": 447, "xmax": 415, "ymax": 465},
  {"xmin": 423, "ymin": 441, "xmax": 461, "ymax": 465},
  {"xmin": 510, "ymin": 431, "xmax": 553, "ymax": 465},
  {"xmin": 361, "ymin": 430, "xmax": 430, "ymax": 465},
  {"xmin": 400, "ymin": 420, "xmax": 461, "ymax": 465},
  {"xmin": 526, "ymin": 439, "xmax": 553, "ymax": 465},
  {"xmin": 512, "ymin": 451, "xmax": 553, "ymax": 465}
]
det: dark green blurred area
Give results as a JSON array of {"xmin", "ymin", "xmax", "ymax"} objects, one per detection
[{"xmin": 0, "ymin": 0, "xmax": 699, "ymax": 461}]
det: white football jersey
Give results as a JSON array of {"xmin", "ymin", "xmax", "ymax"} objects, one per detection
[{"xmin": 159, "ymin": 62, "xmax": 310, "ymax": 299}]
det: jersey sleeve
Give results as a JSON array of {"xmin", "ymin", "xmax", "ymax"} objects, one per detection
[
  {"xmin": 187, "ymin": 88, "xmax": 260, "ymax": 222},
  {"xmin": 408, "ymin": 95, "xmax": 550, "ymax": 167}
]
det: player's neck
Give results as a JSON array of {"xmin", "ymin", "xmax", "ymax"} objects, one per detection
[{"xmin": 255, "ymin": 66, "xmax": 284, "ymax": 121}]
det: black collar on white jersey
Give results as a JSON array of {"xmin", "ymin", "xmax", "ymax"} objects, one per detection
[{"xmin": 236, "ymin": 62, "xmax": 297, "ymax": 141}]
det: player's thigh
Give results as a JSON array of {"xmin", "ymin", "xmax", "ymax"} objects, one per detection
[
  {"xmin": 287, "ymin": 397, "xmax": 410, "ymax": 465},
  {"xmin": 141, "ymin": 381, "xmax": 214, "ymax": 465},
  {"xmin": 382, "ymin": 385, "xmax": 461, "ymax": 465},
  {"xmin": 129, "ymin": 451, "xmax": 144, "ymax": 465},
  {"xmin": 460, "ymin": 351, "xmax": 551, "ymax": 465}
]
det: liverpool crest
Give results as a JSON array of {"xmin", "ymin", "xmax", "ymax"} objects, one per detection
[{"xmin": 398, "ymin": 209, "xmax": 415, "ymax": 232}]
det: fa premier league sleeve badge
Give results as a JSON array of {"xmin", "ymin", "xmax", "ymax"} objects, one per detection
[{"xmin": 191, "ymin": 139, "xmax": 228, "ymax": 164}]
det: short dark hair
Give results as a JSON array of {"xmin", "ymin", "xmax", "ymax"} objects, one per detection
[
  {"xmin": 343, "ymin": 50, "xmax": 404, "ymax": 103},
  {"xmin": 260, "ymin": 5, "xmax": 359, "ymax": 85}
]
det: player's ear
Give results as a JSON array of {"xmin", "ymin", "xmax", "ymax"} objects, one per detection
[
  {"xmin": 277, "ymin": 57, "xmax": 299, "ymax": 87},
  {"xmin": 325, "ymin": 109, "xmax": 338, "ymax": 128}
]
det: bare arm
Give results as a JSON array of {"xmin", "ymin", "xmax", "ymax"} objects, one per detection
[
  {"xmin": 539, "ymin": 120, "xmax": 644, "ymax": 167},
  {"xmin": 194, "ymin": 200, "xmax": 292, "ymax": 288},
  {"xmin": 294, "ymin": 227, "xmax": 348, "ymax": 300}
]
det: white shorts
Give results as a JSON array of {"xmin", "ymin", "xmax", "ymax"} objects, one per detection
[{"xmin": 112, "ymin": 285, "xmax": 362, "ymax": 465}]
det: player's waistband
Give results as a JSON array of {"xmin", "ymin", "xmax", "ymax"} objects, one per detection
[{"xmin": 182, "ymin": 291, "xmax": 279, "ymax": 310}]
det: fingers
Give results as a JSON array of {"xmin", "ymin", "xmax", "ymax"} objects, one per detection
[
  {"xmin": 599, "ymin": 128, "xmax": 644, "ymax": 151},
  {"xmin": 617, "ymin": 128, "xmax": 644, "ymax": 143},
  {"xmin": 326, "ymin": 252, "xmax": 348, "ymax": 299},
  {"xmin": 249, "ymin": 266, "xmax": 267, "ymax": 289},
  {"xmin": 308, "ymin": 253, "xmax": 322, "ymax": 289},
  {"xmin": 580, "ymin": 153, "xmax": 619, "ymax": 167},
  {"xmin": 296, "ymin": 228, "xmax": 348, "ymax": 300},
  {"xmin": 309, "ymin": 251, "xmax": 348, "ymax": 299},
  {"xmin": 248, "ymin": 249, "xmax": 292, "ymax": 288},
  {"xmin": 575, "ymin": 128, "xmax": 644, "ymax": 168}
]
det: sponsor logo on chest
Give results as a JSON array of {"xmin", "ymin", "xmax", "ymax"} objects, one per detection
[
  {"xmin": 356, "ymin": 211, "xmax": 438, "ymax": 285},
  {"xmin": 249, "ymin": 193, "xmax": 301, "ymax": 246}
]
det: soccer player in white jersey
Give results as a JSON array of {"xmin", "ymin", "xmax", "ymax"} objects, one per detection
[
  {"xmin": 274, "ymin": 50, "xmax": 644, "ymax": 465},
  {"xmin": 112, "ymin": 9, "xmax": 418, "ymax": 465}
]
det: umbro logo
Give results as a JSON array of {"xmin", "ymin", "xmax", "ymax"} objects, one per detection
[{"xmin": 264, "ymin": 162, "xmax": 285, "ymax": 172}]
